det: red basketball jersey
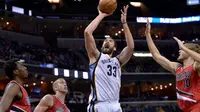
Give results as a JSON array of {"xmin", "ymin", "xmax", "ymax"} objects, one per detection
[
  {"xmin": 176, "ymin": 64, "xmax": 200, "ymax": 111},
  {"xmin": 8, "ymin": 80, "xmax": 31, "ymax": 112},
  {"xmin": 46, "ymin": 95, "xmax": 70, "ymax": 112}
]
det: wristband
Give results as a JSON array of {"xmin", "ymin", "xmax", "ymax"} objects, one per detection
[{"xmin": 122, "ymin": 22, "xmax": 127, "ymax": 24}]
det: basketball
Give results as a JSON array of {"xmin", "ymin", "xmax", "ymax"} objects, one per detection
[{"xmin": 98, "ymin": 0, "xmax": 117, "ymax": 14}]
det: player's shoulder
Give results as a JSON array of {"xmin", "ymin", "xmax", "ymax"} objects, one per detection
[
  {"xmin": 41, "ymin": 94, "xmax": 54, "ymax": 106},
  {"xmin": 43, "ymin": 94, "xmax": 54, "ymax": 101},
  {"xmin": 6, "ymin": 81, "xmax": 20, "ymax": 92}
]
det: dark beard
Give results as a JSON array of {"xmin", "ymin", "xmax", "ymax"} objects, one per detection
[{"xmin": 101, "ymin": 47, "xmax": 113, "ymax": 55}]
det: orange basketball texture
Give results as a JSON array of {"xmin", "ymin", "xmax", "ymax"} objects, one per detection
[{"xmin": 98, "ymin": 0, "xmax": 117, "ymax": 14}]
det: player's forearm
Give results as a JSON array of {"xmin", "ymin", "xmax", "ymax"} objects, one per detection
[
  {"xmin": 123, "ymin": 23, "xmax": 134, "ymax": 49},
  {"xmin": 34, "ymin": 107, "xmax": 47, "ymax": 112},
  {"xmin": 84, "ymin": 14, "xmax": 105, "ymax": 34},
  {"xmin": 0, "ymin": 106, "xmax": 7, "ymax": 112},
  {"xmin": 145, "ymin": 32, "xmax": 161, "ymax": 56},
  {"xmin": 182, "ymin": 46, "xmax": 200, "ymax": 63}
]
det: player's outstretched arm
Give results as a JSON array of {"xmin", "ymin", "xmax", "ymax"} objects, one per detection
[
  {"xmin": 0, "ymin": 83, "xmax": 20, "ymax": 112},
  {"xmin": 117, "ymin": 5, "xmax": 134, "ymax": 67},
  {"xmin": 84, "ymin": 9, "xmax": 111, "ymax": 64},
  {"xmin": 145, "ymin": 19, "xmax": 179, "ymax": 74},
  {"xmin": 34, "ymin": 95, "xmax": 53, "ymax": 112}
]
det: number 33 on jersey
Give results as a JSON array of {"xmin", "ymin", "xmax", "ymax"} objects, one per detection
[{"xmin": 89, "ymin": 53, "xmax": 121, "ymax": 102}]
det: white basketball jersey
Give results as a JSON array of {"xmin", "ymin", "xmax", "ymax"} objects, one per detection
[{"xmin": 88, "ymin": 53, "xmax": 121, "ymax": 103}]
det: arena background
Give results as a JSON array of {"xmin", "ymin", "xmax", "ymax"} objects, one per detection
[{"xmin": 0, "ymin": 0, "xmax": 200, "ymax": 111}]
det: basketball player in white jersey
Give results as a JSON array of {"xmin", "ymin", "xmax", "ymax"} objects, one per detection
[{"xmin": 84, "ymin": 5, "xmax": 134, "ymax": 112}]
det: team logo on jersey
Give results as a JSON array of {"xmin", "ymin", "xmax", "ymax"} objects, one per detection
[
  {"xmin": 176, "ymin": 71, "xmax": 191, "ymax": 81},
  {"xmin": 56, "ymin": 106, "xmax": 66, "ymax": 112},
  {"xmin": 102, "ymin": 59, "xmax": 112, "ymax": 64},
  {"xmin": 26, "ymin": 97, "xmax": 30, "ymax": 105}
]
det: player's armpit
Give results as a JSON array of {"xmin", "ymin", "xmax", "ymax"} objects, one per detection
[
  {"xmin": 34, "ymin": 94, "xmax": 54, "ymax": 112},
  {"xmin": 117, "ymin": 46, "xmax": 133, "ymax": 67},
  {"xmin": 0, "ymin": 83, "xmax": 20, "ymax": 112}
]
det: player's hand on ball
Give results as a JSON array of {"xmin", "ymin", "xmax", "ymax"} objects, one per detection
[
  {"xmin": 98, "ymin": 7, "xmax": 112, "ymax": 17},
  {"xmin": 121, "ymin": 5, "xmax": 129, "ymax": 24},
  {"xmin": 145, "ymin": 19, "xmax": 151, "ymax": 34},
  {"xmin": 173, "ymin": 37, "xmax": 185, "ymax": 49}
]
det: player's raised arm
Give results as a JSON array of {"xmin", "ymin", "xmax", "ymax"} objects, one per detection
[
  {"xmin": 0, "ymin": 83, "xmax": 20, "ymax": 112},
  {"xmin": 145, "ymin": 19, "xmax": 179, "ymax": 74},
  {"xmin": 117, "ymin": 5, "xmax": 134, "ymax": 67},
  {"xmin": 34, "ymin": 95, "xmax": 53, "ymax": 112},
  {"xmin": 84, "ymin": 9, "xmax": 111, "ymax": 64}
]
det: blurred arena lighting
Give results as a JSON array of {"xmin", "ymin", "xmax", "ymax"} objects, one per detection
[
  {"xmin": 5, "ymin": 4, "xmax": 7, "ymax": 10},
  {"xmin": 19, "ymin": 59, "xmax": 25, "ymax": 63},
  {"xmin": 121, "ymin": 29, "xmax": 124, "ymax": 31},
  {"xmin": 1, "ymin": 18, "xmax": 3, "ymax": 20},
  {"xmin": 29, "ymin": 10, "xmax": 32, "ymax": 16},
  {"xmin": 36, "ymin": 16, "xmax": 43, "ymax": 19},
  {"xmin": 54, "ymin": 68, "xmax": 59, "ymax": 76},
  {"xmin": 6, "ymin": 22, "xmax": 9, "ymax": 25},
  {"xmin": 74, "ymin": 70, "xmax": 78, "ymax": 78},
  {"xmin": 12, "ymin": 6, "xmax": 24, "ymax": 14},
  {"xmin": 165, "ymin": 85, "xmax": 167, "ymax": 88},
  {"xmin": 137, "ymin": 16, "xmax": 200, "ymax": 24},
  {"xmin": 83, "ymin": 72, "xmax": 89, "ymax": 79},
  {"xmin": 41, "ymin": 81, "xmax": 43, "ymax": 84},
  {"xmin": 115, "ymin": 33, "xmax": 118, "ymax": 36},
  {"xmin": 155, "ymin": 86, "xmax": 158, "ymax": 89},
  {"xmin": 51, "ymin": 81, "xmax": 53, "ymax": 83},
  {"xmin": 118, "ymin": 31, "xmax": 121, "ymax": 34},
  {"xmin": 33, "ymin": 83, "xmax": 36, "ymax": 86},
  {"xmin": 130, "ymin": 2, "xmax": 141, "ymax": 7},
  {"xmin": 48, "ymin": 0, "xmax": 60, "ymax": 3},
  {"xmin": 187, "ymin": 0, "xmax": 199, "ymax": 5},
  {"xmin": 133, "ymin": 53, "xmax": 152, "ymax": 57},
  {"xmin": 169, "ymin": 83, "xmax": 172, "ymax": 86},
  {"xmin": 64, "ymin": 69, "xmax": 70, "ymax": 77},
  {"xmin": 151, "ymin": 88, "xmax": 154, "ymax": 91},
  {"xmin": 104, "ymin": 35, "xmax": 110, "ymax": 38}
]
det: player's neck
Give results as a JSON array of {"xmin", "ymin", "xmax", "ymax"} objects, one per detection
[
  {"xmin": 108, "ymin": 53, "xmax": 113, "ymax": 57},
  {"xmin": 183, "ymin": 57, "xmax": 194, "ymax": 68},
  {"xmin": 55, "ymin": 92, "xmax": 66, "ymax": 104},
  {"xmin": 14, "ymin": 77, "xmax": 24, "ymax": 85}
]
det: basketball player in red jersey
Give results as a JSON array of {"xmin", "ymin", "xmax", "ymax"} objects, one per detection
[
  {"xmin": 34, "ymin": 78, "xmax": 70, "ymax": 112},
  {"xmin": 145, "ymin": 19, "xmax": 200, "ymax": 112},
  {"xmin": 0, "ymin": 59, "xmax": 31, "ymax": 112}
]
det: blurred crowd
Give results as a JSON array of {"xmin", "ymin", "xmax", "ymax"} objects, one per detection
[
  {"xmin": 0, "ymin": 36, "xmax": 86, "ymax": 70},
  {"xmin": 122, "ymin": 105, "xmax": 182, "ymax": 112},
  {"xmin": 0, "ymin": 36, "xmax": 166, "ymax": 72}
]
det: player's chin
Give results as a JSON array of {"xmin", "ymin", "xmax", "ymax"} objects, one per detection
[{"xmin": 177, "ymin": 57, "xmax": 182, "ymax": 62}]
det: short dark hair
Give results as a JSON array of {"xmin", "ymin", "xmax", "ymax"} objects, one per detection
[{"xmin": 3, "ymin": 59, "xmax": 19, "ymax": 80}]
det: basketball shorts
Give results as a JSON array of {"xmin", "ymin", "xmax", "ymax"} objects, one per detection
[{"xmin": 87, "ymin": 101, "xmax": 122, "ymax": 112}]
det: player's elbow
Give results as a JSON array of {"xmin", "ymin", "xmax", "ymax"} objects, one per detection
[
  {"xmin": 84, "ymin": 29, "xmax": 92, "ymax": 36},
  {"xmin": 129, "ymin": 44, "xmax": 134, "ymax": 50},
  {"xmin": 0, "ymin": 106, "xmax": 6, "ymax": 112}
]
